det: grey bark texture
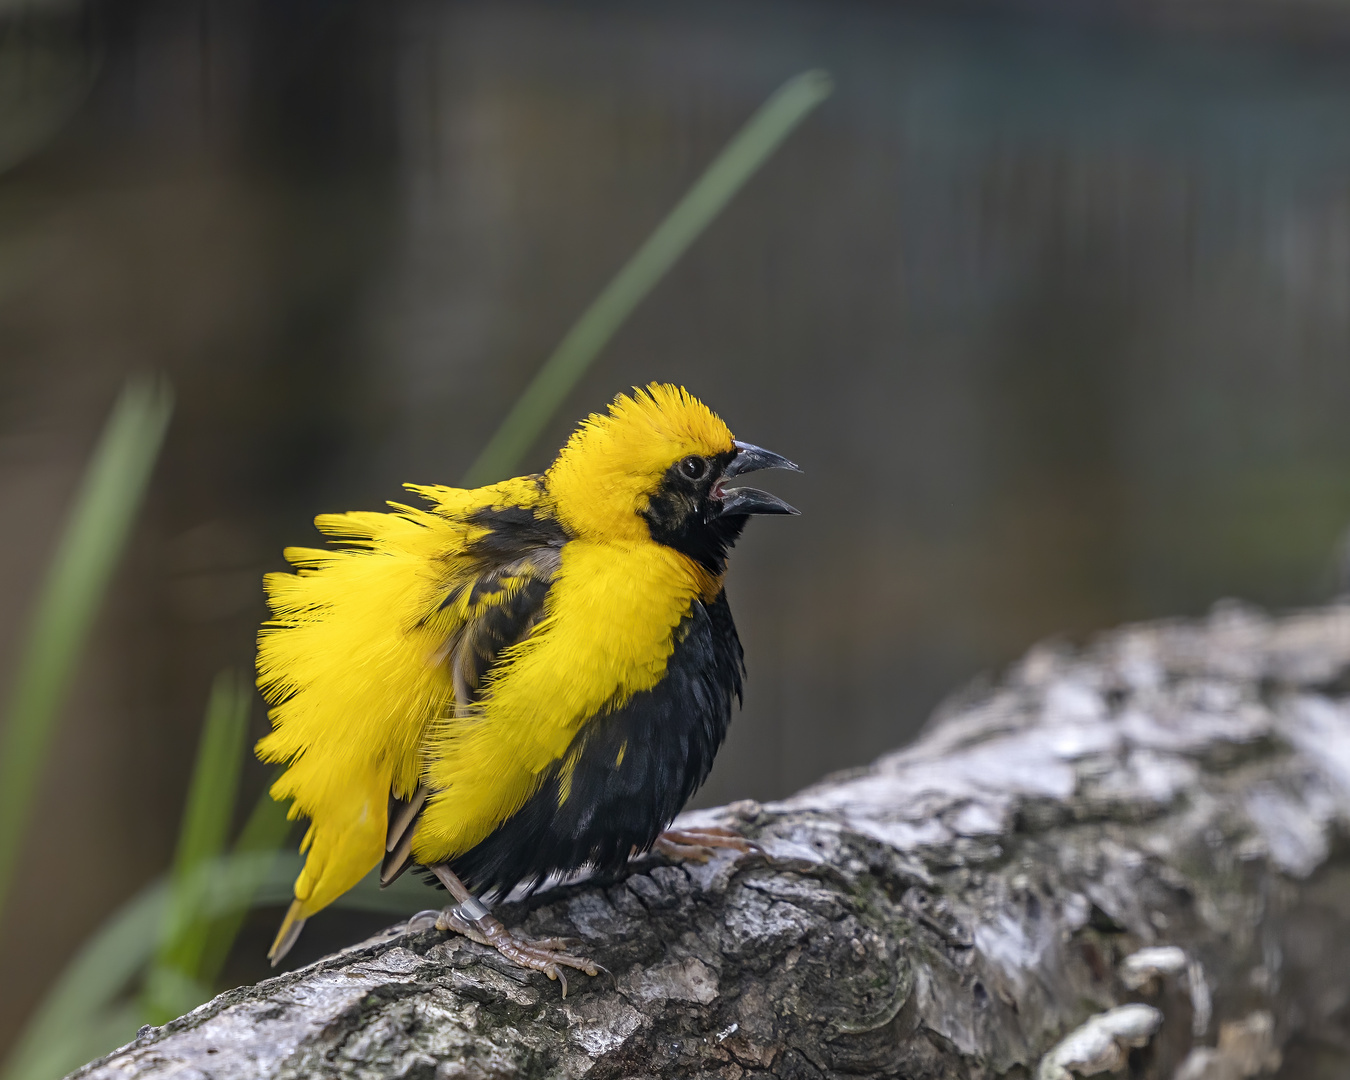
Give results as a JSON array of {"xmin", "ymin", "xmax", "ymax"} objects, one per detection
[{"xmin": 72, "ymin": 602, "xmax": 1350, "ymax": 1079}]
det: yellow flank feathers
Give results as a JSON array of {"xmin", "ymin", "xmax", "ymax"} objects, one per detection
[
  {"xmin": 255, "ymin": 502, "xmax": 458, "ymax": 921},
  {"xmin": 257, "ymin": 383, "xmax": 755, "ymax": 958}
]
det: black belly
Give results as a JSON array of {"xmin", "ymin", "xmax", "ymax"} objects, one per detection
[{"xmin": 447, "ymin": 589, "xmax": 745, "ymax": 899}]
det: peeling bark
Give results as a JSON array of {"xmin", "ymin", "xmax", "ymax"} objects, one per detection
[{"xmin": 72, "ymin": 602, "xmax": 1350, "ymax": 1079}]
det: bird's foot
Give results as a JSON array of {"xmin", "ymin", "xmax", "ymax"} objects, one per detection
[
  {"xmin": 428, "ymin": 905, "xmax": 601, "ymax": 996},
  {"xmin": 654, "ymin": 824, "xmax": 757, "ymax": 863}
]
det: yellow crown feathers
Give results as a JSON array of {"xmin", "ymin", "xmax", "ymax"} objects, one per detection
[{"xmin": 547, "ymin": 384, "xmax": 735, "ymax": 541}]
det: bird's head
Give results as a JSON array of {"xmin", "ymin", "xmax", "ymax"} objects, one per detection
[{"xmin": 547, "ymin": 383, "xmax": 799, "ymax": 572}]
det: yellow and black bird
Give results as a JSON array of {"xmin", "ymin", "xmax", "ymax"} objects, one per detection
[{"xmin": 256, "ymin": 383, "xmax": 798, "ymax": 985}]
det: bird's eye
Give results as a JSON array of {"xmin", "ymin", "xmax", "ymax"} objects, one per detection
[{"xmin": 679, "ymin": 455, "xmax": 707, "ymax": 480}]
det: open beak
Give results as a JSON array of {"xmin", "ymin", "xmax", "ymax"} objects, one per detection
[{"xmin": 715, "ymin": 440, "xmax": 801, "ymax": 517}]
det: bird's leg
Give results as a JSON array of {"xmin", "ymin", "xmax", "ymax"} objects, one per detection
[
  {"xmin": 653, "ymin": 823, "xmax": 757, "ymax": 863},
  {"xmin": 426, "ymin": 864, "xmax": 600, "ymax": 996}
]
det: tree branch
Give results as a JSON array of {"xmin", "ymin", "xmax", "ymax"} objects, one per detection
[{"xmin": 72, "ymin": 601, "xmax": 1350, "ymax": 1079}]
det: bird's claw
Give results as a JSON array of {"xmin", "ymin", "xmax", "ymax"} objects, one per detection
[
  {"xmin": 434, "ymin": 907, "xmax": 600, "ymax": 997},
  {"xmin": 406, "ymin": 909, "xmax": 443, "ymax": 933},
  {"xmin": 654, "ymin": 824, "xmax": 759, "ymax": 863}
]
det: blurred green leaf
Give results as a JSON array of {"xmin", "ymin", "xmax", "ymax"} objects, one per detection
[
  {"xmin": 461, "ymin": 68, "xmax": 833, "ymax": 486},
  {"xmin": 142, "ymin": 671, "xmax": 252, "ymax": 1023},
  {"xmin": 192, "ymin": 784, "xmax": 294, "ymax": 989},
  {"xmin": 0, "ymin": 852, "xmax": 297, "ymax": 1080},
  {"xmin": 5, "ymin": 1001, "xmax": 142, "ymax": 1080},
  {"xmin": 1, "ymin": 849, "xmax": 437, "ymax": 1080},
  {"xmin": 0, "ymin": 376, "xmax": 173, "ymax": 921},
  {"xmin": 1, "ymin": 877, "xmax": 167, "ymax": 1080}
]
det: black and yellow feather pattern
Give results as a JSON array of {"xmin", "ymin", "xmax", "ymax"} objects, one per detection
[{"xmin": 258, "ymin": 384, "xmax": 785, "ymax": 959}]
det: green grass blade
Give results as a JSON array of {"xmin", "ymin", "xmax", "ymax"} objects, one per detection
[
  {"xmin": 143, "ymin": 671, "xmax": 252, "ymax": 1021},
  {"xmin": 193, "ymin": 783, "xmax": 294, "ymax": 987},
  {"xmin": 4, "ymin": 849, "xmax": 461, "ymax": 1080},
  {"xmin": 6, "ymin": 1001, "xmax": 143, "ymax": 1080},
  {"xmin": 1, "ymin": 852, "xmax": 302, "ymax": 1080},
  {"xmin": 0, "ymin": 878, "xmax": 168, "ymax": 1080},
  {"xmin": 461, "ymin": 69, "xmax": 833, "ymax": 486},
  {"xmin": 0, "ymin": 376, "xmax": 173, "ymax": 921},
  {"xmin": 63, "ymin": 1005, "xmax": 144, "ymax": 1080}
]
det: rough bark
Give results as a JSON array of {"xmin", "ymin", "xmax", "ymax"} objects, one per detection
[{"xmin": 72, "ymin": 601, "xmax": 1350, "ymax": 1079}]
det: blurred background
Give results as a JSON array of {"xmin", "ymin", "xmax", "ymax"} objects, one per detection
[{"xmin": 5, "ymin": 0, "xmax": 1350, "ymax": 1068}]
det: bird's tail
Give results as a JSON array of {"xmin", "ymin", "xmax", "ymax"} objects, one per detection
[
  {"xmin": 263, "ymin": 787, "xmax": 388, "ymax": 966},
  {"xmin": 269, "ymin": 900, "xmax": 308, "ymax": 965}
]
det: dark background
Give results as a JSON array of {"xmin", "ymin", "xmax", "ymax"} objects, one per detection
[{"xmin": 5, "ymin": 0, "xmax": 1350, "ymax": 1056}]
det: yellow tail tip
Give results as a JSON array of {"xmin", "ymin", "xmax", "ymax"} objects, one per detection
[{"xmin": 268, "ymin": 900, "xmax": 307, "ymax": 966}]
